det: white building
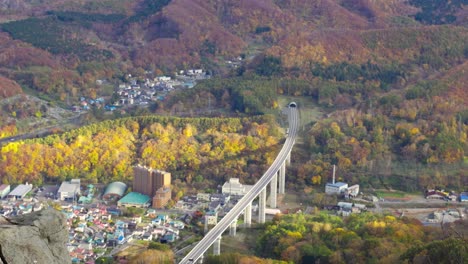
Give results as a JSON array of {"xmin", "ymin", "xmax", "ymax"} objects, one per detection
[
  {"xmin": 222, "ymin": 178, "xmax": 253, "ymax": 196},
  {"xmin": 58, "ymin": 179, "xmax": 81, "ymax": 201},
  {"xmin": 156, "ymin": 76, "xmax": 171, "ymax": 82},
  {"xmin": 265, "ymin": 208, "xmax": 282, "ymax": 215},
  {"xmin": 325, "ymin": 182, "xmax": 348, "ymax": 195},
  {"xmin": 324, "ymin": 165, "xmax": 352, "ymax": 195},
  {"xmin": 205, "ymin": 212, "xmax": 218, "ymax": 225},
  {"xmin": 197, "ymin": 193, "xmax": 210, "ymax": 202},
  {"xmin": 345, "ymin": 184, "xmax": 360, "ymax": 198},
  {"xmin": 8, "ymin": 183, "xmax": 32, "ymax": 200}
]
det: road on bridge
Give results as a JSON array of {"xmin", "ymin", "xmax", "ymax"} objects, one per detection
[{"xmin": 180, "ymin": 105, "xmax": 299, "ymax": 263}]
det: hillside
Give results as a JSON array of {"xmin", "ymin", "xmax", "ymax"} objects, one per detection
[
  {"xmin": 0, "ymin": 0, "xmax": 465, "ymax": 91},
  {"xmin": 0, "ymin": 76, "xmax": 22, "ymax": 98},
  {"xmin": 0, "ymin": 0, "xmax": 466, "ymax": 188},
  {"xmin": 0, "ymin": 1, "xmax": 466, "ymax": 263}
]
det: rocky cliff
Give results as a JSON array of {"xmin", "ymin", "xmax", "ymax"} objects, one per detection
[{"xmin": 0, "ymin": 208, "xmax": 70, "ymax": 264}]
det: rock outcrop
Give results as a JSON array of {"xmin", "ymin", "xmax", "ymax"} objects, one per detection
[{"xmin": 0, "ymin": 208, "xmax": 70, "ymax": 264}]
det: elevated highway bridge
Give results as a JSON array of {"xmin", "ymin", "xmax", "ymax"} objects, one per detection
[{"xmin": 180, "ymin": 103, "xmax": 299, "ymax": 263}]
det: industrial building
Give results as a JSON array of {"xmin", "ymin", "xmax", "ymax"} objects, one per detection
[
  {"xmin": 133, "ymin": 165, "xmax": 171, "ymax": 197},
  {"xmin": 8, "ymin": 183, "xmax": 33, "ymax": 200},
  {"xmin": 221, "ymin": 178, "xmax": 253, "ymax": 196},
  {"xmin": 0, "ymin": 184, "xmax": 10, "ymax": 199},
  {"xmin": 57, "ymin": 179, "xmax": 81, "ymax": 201},
  {"xmin": 344, "ymin": 184, "xmax": 360, "ymax": 198},
  {"xmin": 118, "ymin": 192, "xmax": 151, "ymax": 208},
  {"xmin": 325, "ymin": 182, "xmax": 348, "ymax": 195},
  {"xmin": 103, "ymin": 182, "xmax": 128, "ymax": 201},
  {"xmin": 152, "ymin": 187, "xmax": 172, "ymax": 209},
  {"xmin": 324, "ymin": 165, "xmax": 359, "ymax": 196}
]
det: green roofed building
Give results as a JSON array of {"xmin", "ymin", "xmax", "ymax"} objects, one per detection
[
  {"xmin": 103, "ymin": 182, "xmax": 127, "ymax": 201},
  {"xmin": 118, "ymin": 192, "xmax": 151, "ymax": 208}
]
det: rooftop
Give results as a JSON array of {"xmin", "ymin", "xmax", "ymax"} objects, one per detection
[
  {"xmin": 326, "ymin": 182, "xmax": 348, "ymax": 188},
  {"xmin": 9, "ymin": 184, "xmax": 33, "ymax": 196},
  {"xmin": 118, "ymin": 192, "xmax": 150, "ymax": 205},
  {"xmin": 58, "ymin": 182, "xmax": 80, "ymax": 193},
  {"xmin": 0, "ymin": 184, "xmax": 10, "ymax": 191},
  {"xmin": 104, "ymin": 182, "xmax": 127, "ymax": 197}
]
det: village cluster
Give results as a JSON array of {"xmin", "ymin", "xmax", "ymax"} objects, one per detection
[
  {"xmin": 72, "ymin": 69, "xmax": 210, "ymax": 113},
  {"xmin": 0, "ymin": 166, "xmax": 257, "ymax": 263},
  {"xmin": 1, "ymin": 164, "xmax": 467, "ymax": 263}
]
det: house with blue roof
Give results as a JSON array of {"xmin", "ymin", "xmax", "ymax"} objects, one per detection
[
  {"xmin": 115, "ymin": 220, "xmax": 128, "ymax": 230},
  {"xmin": 157, "ymin": 214, "xmax": 168, "ymax": 223},
  {"xmin": 461, "ymin": 192, "xmax": 468, "ymax": 202},
  {"xmin": 160, "ymin": 233, "xmax": 176, "ymax": 243},
  {"xmin": 170, "ymin": 220, "xmax": 185, "ymax": 229},
  {"xmin": 152, "ymin": 218, "xmax": 161, "ymax": 226},
  {"xmin": 117, "ymin": 231, "xmax": 125, "ymax": 244}
]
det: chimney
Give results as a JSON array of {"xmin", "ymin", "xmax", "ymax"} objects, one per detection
[{"xmin": 332, "ymin": 165, "xmax": 336, "ymax": 184}]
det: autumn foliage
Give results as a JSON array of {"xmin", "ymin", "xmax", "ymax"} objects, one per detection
[
  {"xmin": 256, "ymin": 213, "xmax": 431, "ymax": 264},
  {"xmin": 0, "ymin": 115, "xmax": 281, "ymax": 186}
]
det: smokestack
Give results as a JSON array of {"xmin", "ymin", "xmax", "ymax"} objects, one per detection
[{"xmin": 332, "ymin": 165, "xmax": 336, "ymax": 184}]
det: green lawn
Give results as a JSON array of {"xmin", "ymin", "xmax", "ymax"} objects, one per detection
[{"xmin": 375, "ymin": 190, "xmax": 407, "ymax": 198}]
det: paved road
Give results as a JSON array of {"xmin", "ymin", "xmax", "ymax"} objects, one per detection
[{"xmin": 180, "ymin": 106, "xmax": 299, "ymax": 263}]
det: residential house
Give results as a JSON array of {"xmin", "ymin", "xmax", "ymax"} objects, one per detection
[
  {"xmin": 210, "ymin": 193, "xmax": 230, "ymax": 205},
  {"xmin": 205, "ymin": 211, "xmax": 218, "ymax": 225},
  {"xmin": 153, "ymin": 227, "xmax": 166, "ymax": 236},
  {"xmin": 142, "ymin": 232, "xmax": 153, "ymax": 241},
  {"xmin": 426, "ymin": 189, "xmax": 449, "ymax": 200},
  {"xmin": 160, "ymin": 233, "xmax": 176, "ymax": 243},
  {"xmin": 209, "ymin": 201, "xmax": 221, "ymax": 212},
  {"xmin": 461, "ymin": 192, "xmax": 468, "ymax": 202},
  {"xmin": 0, "ymin": 184, "xmax": 11, "ymax": 199},
  {"xmin": 197, "ymin": 193, "xmax": 210, "ymax": 202}
]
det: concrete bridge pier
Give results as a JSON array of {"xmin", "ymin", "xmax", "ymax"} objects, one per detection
[
  {"xmin": 270, "ymin": 172, "xmax": 277, "ymax": 208},
  {"xmin": 213, "ymin": 236, "xmax": 221, "ymax": 255},
  {"xmin": 279, "ymin": 162, "xmax": 286, "ymax": 194},
  {"xmin": 229, "ymin": 218, "xmax": 237, "ymax": 236},
  {"xmin": 287, "ymin": 153, "xmax": 291, "ymax": 165},
  {"xmin": 258, "ymin": 188, "xmax": 266, "ymax": 223},
  {"xmin": 244, "ymin": 202, "xmax": 252, "ymax": 227},
  {"xmin": 204, "ymin": 216, "xmax": 208, "ymax": 233}
]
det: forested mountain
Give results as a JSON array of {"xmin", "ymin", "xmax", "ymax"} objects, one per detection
[
  {"xmin": 0, "ymin": 0, "xmax": 466, "ymax": 191},
  {"xmin": 0, "ymin": 0, "xmax": 466, "ymax": 97},
  {"xmin": 0, "ymin": 1, "xmax": 466, "ymax": 263}
]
